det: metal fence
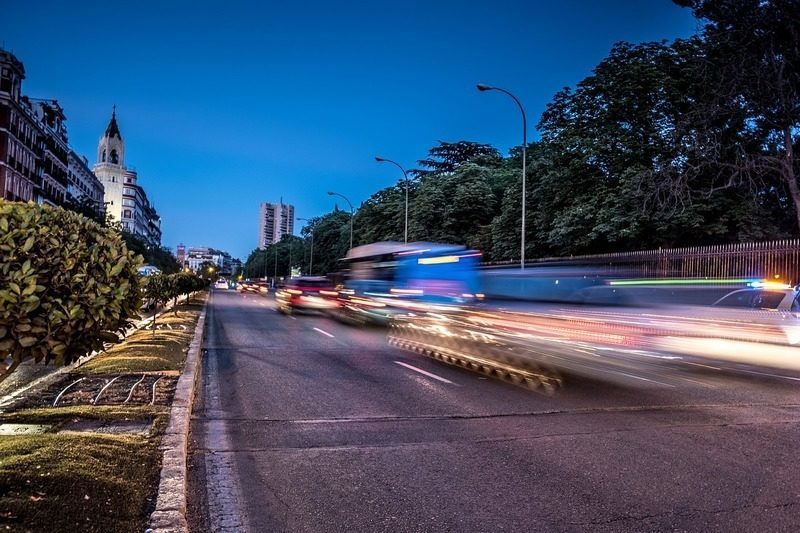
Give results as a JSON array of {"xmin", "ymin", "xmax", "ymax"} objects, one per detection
[{"xmin": 487, "ymin": 239, "xmax": 800, "ymax": 284}]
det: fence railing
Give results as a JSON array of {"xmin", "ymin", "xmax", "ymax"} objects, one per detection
[{"xmin": 484, "ymin": 239, "xmax": 800, "ymax": 284}]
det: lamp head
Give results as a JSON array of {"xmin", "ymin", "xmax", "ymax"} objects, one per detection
[
  {"xmin": 476, "ymin": 83, "xmax": 493, "ymax": 92},
  {"xmin": 375, "ymin": 156, "xmax": 385, "ymax": 162},
  {"xmin": 327, "ymin": 191, "xmax": 335, "ymax": 196}
]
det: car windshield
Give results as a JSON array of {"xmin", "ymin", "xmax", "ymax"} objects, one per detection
[{"xmin": 715, "ymin": 290, "xmax": 786, "ymax": 309}]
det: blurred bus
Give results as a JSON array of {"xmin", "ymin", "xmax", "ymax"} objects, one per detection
[{"xmin": 334, "ymin": 241, "xmax": 482, "ymax": 324}]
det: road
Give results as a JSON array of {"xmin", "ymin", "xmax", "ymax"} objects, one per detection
[{"xmin": 187, "ymin": 289, "xmax": 800, "ymax": 532}]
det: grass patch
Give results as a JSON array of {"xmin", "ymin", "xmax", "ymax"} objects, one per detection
[
  {"xmin": 78, "ymin": 355, "xmax": 179, "ymax": 375},
  {"xmin": 0, "ymin": 405, "xmax": 167, "ymax": 426},
  {"xmin": 0, "ymin": 431, "xmax": 161, "ymax": 532},
  {"xmin": 77, "ymin": 311, "xmax": 199, "ymax": 375}
]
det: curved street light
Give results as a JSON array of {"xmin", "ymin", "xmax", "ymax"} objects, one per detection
[
  {"xmin": 375, "ymin": 156, "xmax": 410, "ymax": 243},
  {"xmin": 327, "ymin": 191, "xmax": 354, "ymax": 250},
  {"xmin": 477, "ymin": 83, "xmax": 527, "ymax": 270},
  {"xmin": 297, "ymin": 217, "xmax": 314, "ymax": 275}
]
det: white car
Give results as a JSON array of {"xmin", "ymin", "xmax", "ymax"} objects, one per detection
[{"xmin": 214, "ymin": 279, "xmax": 229, "ymax": 290}]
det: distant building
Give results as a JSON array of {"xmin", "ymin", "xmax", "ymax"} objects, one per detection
[
  {"xmin": 1, "ymin": 48, "xmax": 108, "ymax": 220},
  {"xmin": 93, "ymin": 108, "xmax": 161, "ymax": 246},
  {"xmin": 185, "ymin": 246, "xmax": 224, "ymax": 273},
  {"xmin": 0, "ymin": 49, "xmax": 41, "ymax": 202},
  {"xmin": 176, "ymin": 244, "xmax": 187, "ymax": 267},
  {"xmin": 182, "ymin": 246, "xmax": 239, "ymax": 276},
  {"xmin": 30, "ymin": 99, "xmax": 69, "ymax": 206},
  {"xmin": 259, "ymin": 201, "xmax": 294, "ymax": 248},
  {"xmin": 67, "ymin": 149, "xmax": 104, "ymax": 209}
]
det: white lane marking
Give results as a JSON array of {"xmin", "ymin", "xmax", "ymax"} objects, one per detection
[
  {"xmin": 686, "ymin": 362, "xmax": 721, "ymax": 370},
  {"xmin": 394, "ymin": 361, "xmax": 455, "ymax": 384},
  {"xmin": 288, "ymin": 316, "xmax": 297, "ymax": 320},
  {"xmin": 313, "ymin": 327, "xmax": 335, "ymax": 338}
]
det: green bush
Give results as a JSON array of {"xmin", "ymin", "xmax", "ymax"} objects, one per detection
[
  {"xmin": 0, "ymin": 202, "xmax": 142, "ymax": 377},
  {"xmin": 170, "ymin": 272, "xmax": 204, "ymax": 312}
]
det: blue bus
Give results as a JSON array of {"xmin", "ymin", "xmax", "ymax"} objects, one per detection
[{"xmin": 335, "ymin": 241, "xmax": 482, "ymax": 324}]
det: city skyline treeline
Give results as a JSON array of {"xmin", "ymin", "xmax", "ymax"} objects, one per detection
[{"xmin": 245, "ymin": 0, "xmax": 799, "ymax": 279}]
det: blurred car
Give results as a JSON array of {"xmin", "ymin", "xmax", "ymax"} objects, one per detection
[
  {"xmin": 713, "ymin": 283, "xmax": 800, "ymax": 311},
  {"xmin": 256, "ymin": 280, "xmax": 270, "ymax": 295},
  {"xmin": 238, "ymin": 280, "xmax": 260, "ymax": 294},
  {"xmin": 276, "ymin": 276, "xmax": 338, "ymax": 314},
  {"xmin": 214, "ymin": 279, "xmax": 229, "ymax": 290}
]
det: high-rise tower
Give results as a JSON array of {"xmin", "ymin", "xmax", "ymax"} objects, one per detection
[{"xmin": 259, "ymin": 201, "xmax": 295, "ymax": 249}]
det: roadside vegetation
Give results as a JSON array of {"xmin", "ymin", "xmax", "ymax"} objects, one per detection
[{"xmin": 0, "ymin": 292, "xmax": 205, "ymax": 531}]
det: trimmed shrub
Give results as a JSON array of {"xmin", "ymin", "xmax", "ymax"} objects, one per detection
[{"xmin": 0, "ymin": 202, "xmax": 142, "ymax": 377}]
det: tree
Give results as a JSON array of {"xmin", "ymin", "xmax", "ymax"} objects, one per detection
[
  {"xmin": 196, "ymin": 261, "xmax": 218, "ymax": 282},
  {"xmin": 355, "ymin": 183, "xmax": 414, "ymax": 243},
  {"xmin": 142, "ymin": 274, "xmax": 174, "ymax": 334},
  {"xmin": 0, "ymin": 203, "xmax": 141, "ymax": 384},
  {"xmin": 171, "ymin": 272, "xmax": 203, "ymax": 314},
  {"xmin": 62, "ymin": 195, "xmax": 105, "ymax": 225},
  {"xmin": 411, "ymin": 140, "xmax": 502, "ymax": 178},
  {"xmin": 410, "ymin": 163, "xmax": 497, "ymax": 249},
  {"xmin": 120, "ymin": 231, "xmax": 180, "ymax": 274},
  {"xmin": 300, "ymin": 209, "xmax": 351, "ymax": 275},
  {"xmin": 674, "ymin": 0, "xmax": 800, "ymax": 231},
  {"xmin": 525, "ymin": 38, "xmax": 789, "ymax": 255}
]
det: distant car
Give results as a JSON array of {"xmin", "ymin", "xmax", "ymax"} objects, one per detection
[
  {"xmin": 276, "ymin": 276, "xmax": 338, "ymax": 314},
  {"xmin": 713, "ymin": 285, "xmax": 800, "ymax": 312},
  {"xmin": 214, "ymin": 279, "xmax": 228, "ymax": 290}
]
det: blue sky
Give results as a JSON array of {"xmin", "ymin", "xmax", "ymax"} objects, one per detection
[{"xmin": 3, "ymin": 1, "xmax": 698, "ymax": 259}]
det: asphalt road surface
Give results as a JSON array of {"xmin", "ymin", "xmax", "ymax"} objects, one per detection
[{"xmin": 187, "ymin": 289, "xmax": 800, "ymax": 532}]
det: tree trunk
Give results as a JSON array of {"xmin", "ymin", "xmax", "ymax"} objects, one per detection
[{"xmin": 783, "ymin": 127, "xmax": 800, "ymax": 233}]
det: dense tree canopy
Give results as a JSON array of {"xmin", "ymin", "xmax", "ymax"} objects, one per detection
[{"xmin": 243, "ymin": 1, "xmax": 798, "ymax": 274}]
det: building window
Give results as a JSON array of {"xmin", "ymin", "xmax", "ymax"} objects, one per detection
[
  {"xmin": 123, "ymin": 209, "xmax": 132, "ymax": 219},
  {"xmin": 110, "ymin": 149, "xmax": 118, "ymax": 164},
  {"xmin": 102, "ymin": 149, "xmax": 106, "ymax": 162}
]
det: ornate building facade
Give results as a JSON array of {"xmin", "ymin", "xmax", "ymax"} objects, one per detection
[
  {"xmin": 1, "ymin": 48, "xmax": 104, "ymax": 210},
  {"xmin": 93, "ymin": 109, "xmax": 161, "ymax": 245}
]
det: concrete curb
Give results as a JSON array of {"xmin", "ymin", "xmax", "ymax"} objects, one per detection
[{"xmin": 148, "ymin": 295, "xmax": 209, "ymax": 533}]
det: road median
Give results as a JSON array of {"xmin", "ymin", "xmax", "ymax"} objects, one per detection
[{"xmin": 0, "ymin": 293, "xmax": 207, "ymax": 532}]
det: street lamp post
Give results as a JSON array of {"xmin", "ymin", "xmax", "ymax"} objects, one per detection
[
  {"xmin": 375, "ymin": 156, "xmax": 410, "ymax": 243},
  {"xmin": 327, "ymin": 191, "xmax": 354, "ymax": 250},
  {"xmin": 297, "ymin": 217, "xmax": 314, "ymax": 275},
  {"xmin": 477, "ymin": 83, "xmax": 527, "ymax": 270}
]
